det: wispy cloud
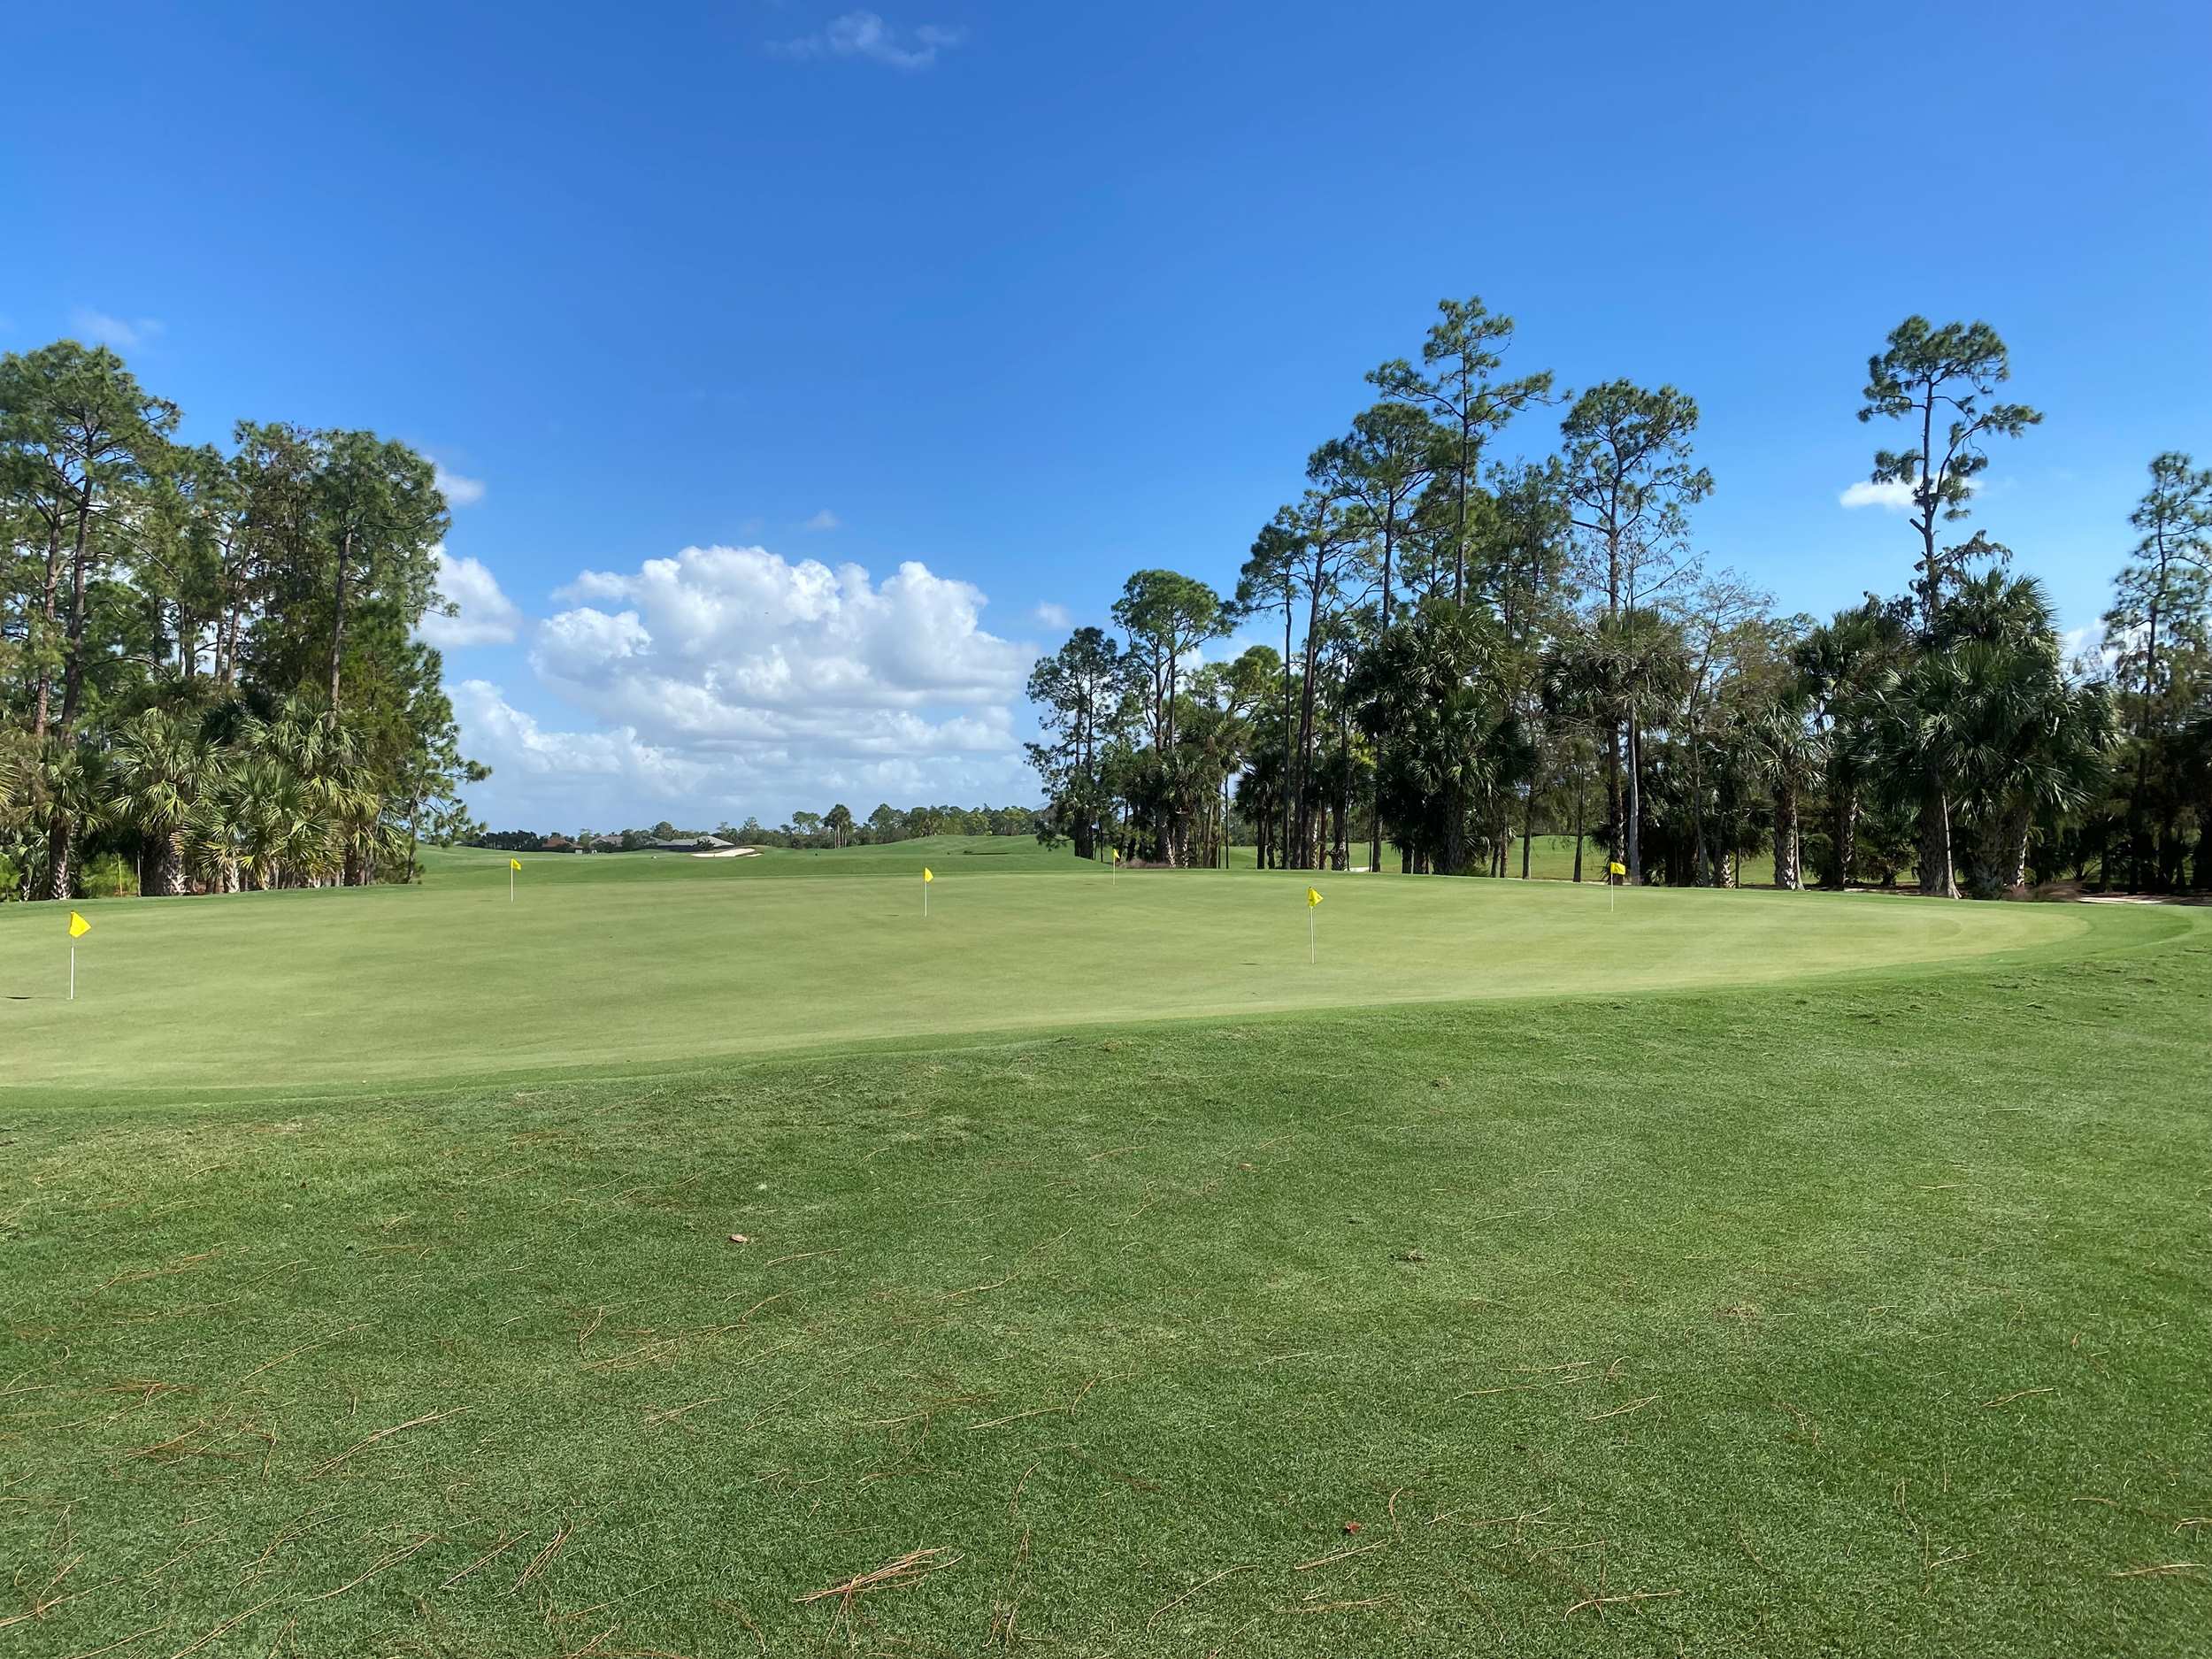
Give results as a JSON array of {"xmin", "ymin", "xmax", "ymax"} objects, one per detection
[
  {"xmin": 1031, "ymin": 602, "xmax": 1071, "ymax": 630},
  {"xmin": 70, "ymin": 308, "xmax": 164, "ymax": 349},
  {"xmin": 772, "ymin": 11, "xmax": 964, "ymax": 70},
  {"xmin": 802, "ymin": 509, "xmax": 841, "ymax": 532},
  {"xmin": 434, "ymin": 464, "xmax": 487, "ymax": 507}
]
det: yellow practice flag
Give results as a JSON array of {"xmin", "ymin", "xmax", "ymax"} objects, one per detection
[
  {"xmin": 1109, "ymin": 848, "xmax": 1118, "ymax": 862},
  {"xmin": 68, "ymin": 910, "xmax": 91, "ymax": 938},
  {"xmin": 1608, "ymin": 861, "xmax": 1625, "ymax": 876},
  {"xmin": 1306, "ymin": 887, "xmax": 1323, "ymax": 908},
  {"xmin": 923, "ymin": 868, "xmax": 934, "ymax": 883},
  {"xmin": 510, "ymin": 857, "xmax": 523, "ymax": 871}
]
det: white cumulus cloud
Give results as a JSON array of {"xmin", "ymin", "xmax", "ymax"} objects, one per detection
[
  {"xmin": 419, "ymin": 547, "xmax": 524, "ymax": 648},
  {"xmin": 452, "ymin": 680, "xmax": 710, "ymax": 804},
  {"xmin": 434, "ymin": 465, "xmax": 487, "ymax": 507},
  {"xmin": 456, "ymin": 541, "xmax": 1041, "ymax": 826},
  {"xmin": 1839, "ymin": 479, "xmax": 1916, "ymax": 511},
  {"xmin": 540, "ymin": 543, "xmax": 1029, "ymax": 713},
  {"xmin": 1839, "ymin": 475, "xmax": 1981, "ymax": 512},
  {"xmin": 1031, "ymin": 602, "xmax": 1071, "ymax": 630},
  {"xmin": 802, "ymin": 509, "xmax": 841, "ymax": 532}
]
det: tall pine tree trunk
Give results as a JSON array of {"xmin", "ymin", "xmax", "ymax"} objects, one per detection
[
  {"xmin": 1624, "ymin": 712, "xmax": 1643, "ymax": 882},
  {"xmin": 1605, "ymin": 723, "xmax": 1621, "ymax": 872},
  {"xmin": 30, "ymin": 514, "xmax": 63, "ymax": 741},
  {"xmin": 326, "ymin": 526, "xmax": 353, "ymax": 722},
  {"xmin": 58, "ymin": 487, "xmax": 96, "ymax": 733}
]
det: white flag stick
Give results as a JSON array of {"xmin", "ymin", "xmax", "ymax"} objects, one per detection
[
  {"xmin": 69, "ymin": 945, "xmax": 76, "ymax": 1002},
  {"xmin": 1308, "ymin": 907, "xmax": 1316, "ymax": 965}
]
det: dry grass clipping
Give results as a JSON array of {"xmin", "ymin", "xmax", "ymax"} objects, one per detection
[{"xmin": 796, "ymin": 1548, "xmax": 962, "ymax": 1614}]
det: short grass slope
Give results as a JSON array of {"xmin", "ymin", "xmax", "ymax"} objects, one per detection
[
  {"xmin": 0, "ymin": 855, "xmax": 2205, "ymax": 1656},
  {"xmin": 0, "ymin": 838, "xmax": 2101, "ymax": 1096}
]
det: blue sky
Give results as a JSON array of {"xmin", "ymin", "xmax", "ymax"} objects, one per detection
[{"xmin": 8, "ymin": 1, "xmax": 2208, "ymax": 829}]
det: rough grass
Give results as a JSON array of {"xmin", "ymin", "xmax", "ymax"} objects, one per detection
[{"xmin": 1, "ymin": 895, "xmax": 2206, "ymax": 1655}]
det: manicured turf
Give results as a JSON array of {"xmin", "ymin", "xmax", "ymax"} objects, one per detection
[
  {"xmin": 0, "ymin": 838, "xmax": 2095, "ymax": 1097},
  {"xmin": 1, "ymin": 849, "xmax": 2205, "ymax": 1655}
]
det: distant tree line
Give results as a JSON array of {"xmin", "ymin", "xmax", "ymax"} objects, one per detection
[
  {"xmin": 475, "ymin": 801, "xmax": 1042, "ymax": 853},
  {"xmin": 1, "ymin": 340, "xmax": 484, "ymax": 900},
  {"xmin": 1027, "ymin": 298, "xmax": 2211, "ymax": 895}
]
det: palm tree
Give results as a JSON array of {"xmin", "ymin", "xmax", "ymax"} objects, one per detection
[
  {"xmin": 1795, "ymin": 601, "xmax": 1910, "ymax": 890},
  {"xmin": 30, "ymin": 738, "xmax": 108, "ymax": 901},
  {"xmin": 242, "ymin": 694, "xmax": 379, "ymax": 885},
  {"xmin": 1740, "ymin": 697, "xmax": 1827, "ymax": 889},
  {"xmin": 1351, "ymin": 597, "xmax": 1530, "ymax": 875},
  {"xmin": 111, "ymin": 707, "xmax": 217, "ymax": 895},
  {"xmin": 0, "ymin": 740, "xmax": 33, "ymax": 900},
  {"xmin": 1235, "ymin": 744, "xmax": 1286, "ymax": 868},
  {"xmin": 1881, "ymin": 576, "xmax": 2108, "ymax": 898},
  {"xmin": 1939, "ymin": 574, "xmax": 2108, "ymax": 895},
  {"xmin": 227, "ymin": 757, "xmax": 326, "ymax": 890},
  {"xmin": 1947, "ymin": 642, "xmax": 2113, "ymax": 895},
  {"xmin": 181, "ymin": 757, "xmax": 250, "ymax": 893},
  {"xmin": 1877, "ymin": 650, "xmax": 1978, "ymax": 898}
]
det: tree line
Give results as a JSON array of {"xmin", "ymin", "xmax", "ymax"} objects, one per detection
[
  {"xmin": 0, "ymin": 340, "xmax": 483, "ymax": 900},
  {"xmin": 1026, "ymin": 299, "xmax": 2211, "ymax": 895},
  {"xmin": 472, "ymin": 802, "xmax": 1041, "ymax": 853}
]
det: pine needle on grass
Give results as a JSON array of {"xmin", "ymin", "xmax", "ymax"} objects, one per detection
[
  {"xmin": 796, "ymin": 1547, "xmax": 962, "ymax": 1608},
  {"xmin": 308, "ymin": 1407, "xmax": 472, "ymax": 1477},
  {"xmin": 511, "ymin": 1521, "xmax": 574, "ymax": 1594},
  {"xmin": 1145, "ymin": 1564, "xmax": 1251, "ymax": 1629},
  {"xmin": 1294, "ymin": 1540, "xmax": 1387, "ymax": 1572},
  {"xmin": 1563, "ymin": 1588, "xmax": 1682, "ymax": 1617}
]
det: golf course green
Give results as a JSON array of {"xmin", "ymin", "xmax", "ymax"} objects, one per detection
[
  {"xmin": 0, "ymin": 838, "xmax": 2104, "ymax": 1096},
  {"xmin": 1, "ymin": 842, "xmax": 2205, "ymax": 1656}
]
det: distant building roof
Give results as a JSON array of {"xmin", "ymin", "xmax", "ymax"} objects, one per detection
[{"xmin": 645, "ymin": 835, "xmax": 731, "ymax": 851}]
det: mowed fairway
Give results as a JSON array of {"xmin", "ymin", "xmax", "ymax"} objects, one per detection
[
  {"xmin": 0, "ymin": 839, "xmax": 2103, "ymax": 1096},
  {"xmin": 1, "ymin": 846, "xmax": 2208, "ymax": 1657}
]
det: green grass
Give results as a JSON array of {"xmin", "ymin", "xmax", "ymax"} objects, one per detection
[
  {"xmin": 2, "ymin": 837, "xmax": 2097, "ymax": 1097},
  {"xmin": 1, "ymin": 847, "xmax": 2206, "ymax": 1655}
]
